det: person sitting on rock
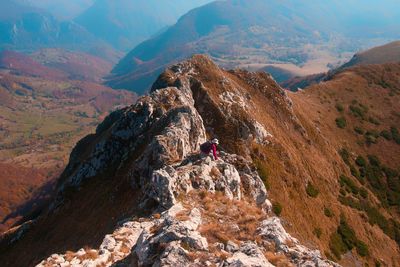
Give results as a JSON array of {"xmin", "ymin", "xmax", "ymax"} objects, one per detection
[{"xmin": 200, "ymin": 138, "xmax": 219, "ymax": 160}]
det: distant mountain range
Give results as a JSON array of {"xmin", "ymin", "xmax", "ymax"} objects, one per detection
[
  {"xmin": 16, "ymin": 0, "xmax": 95, "ymax": 20},
  {"xmin": 75, "ymin": 0, "xmax": 214, "ymax": 51},
  {"xmin": 0, "ymin": 0, "xmax": 114, "ymax": 58},
  {"xmin": 107, "ymin": 0, "xmax": 400, "ymax": 94}
]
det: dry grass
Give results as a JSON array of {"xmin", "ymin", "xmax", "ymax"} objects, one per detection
[
  {"xmin": 120, "ymin": 243, "xmax": 131, "ymax": 254},
  {"xmin": 210, "ymin": 167, "xmax": 221, "ymax": 179},
  {"xmin": 264, "ymin": 251, "xmax": 294, "ymax": 267},
  {"xmin": 187, "ymin": 191, "xmax": 266, "ymax": 246},
  {"xmin": 80, "ymin": 247, "xmax": 98, "ymax": 260},
  {"xmin": 150, "ymin": 224, "xmax": 162, "ymax": 234},
  {"xmin": 284, "ymin": 238, "xmax": 296, "ymax": 248},
  {"xmin": 64, "ymin": 251, "xmax": 75, "ymax": 261},
  {"xmin": 175, "ymin": 210, "xmax": 191, "ymax": 221}
]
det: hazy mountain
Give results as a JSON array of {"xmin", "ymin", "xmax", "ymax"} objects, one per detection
[
  {"xmin": 75, "ymin": 0, "xmax": 214, "ymax": 51},
  {"xmin": 0, "ymin": 0, "xmax": 116, "ymax": 61},
  {"xmin": 341, "ymin": 40, "xmax": 400, "ymax": 68},
  {"xmin": 16, "ymin": 0, "xmax": 95, "ymax": 20},
  {"xmin": 108, "ymin": 0, "xmax": 400, "ymax": 93}
]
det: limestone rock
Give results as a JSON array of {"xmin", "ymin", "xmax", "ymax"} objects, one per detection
[{"xmin": 223, "ymin": 242, "xmax": 274, "ymax": 267}]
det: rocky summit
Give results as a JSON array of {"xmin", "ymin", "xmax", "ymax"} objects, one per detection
[{"xmin": 2, "ymin": 54, "xmax": 400, "ymax": 266}]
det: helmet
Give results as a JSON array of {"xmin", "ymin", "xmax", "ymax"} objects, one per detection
[{"xmin": 211, "ymin": 138, "xmax": 219, "ymax": 145}]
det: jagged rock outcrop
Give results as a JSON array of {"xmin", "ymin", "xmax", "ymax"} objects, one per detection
[{"xmin": 37, "ymin": 154, "xmax": 338, "ymax": 267}]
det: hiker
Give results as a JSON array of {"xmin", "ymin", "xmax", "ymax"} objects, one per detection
[{"xmin": 200, "ymin": 138, "xmax": 219, "ymax": 160}]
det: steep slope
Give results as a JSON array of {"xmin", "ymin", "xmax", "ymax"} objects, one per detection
[
  {"xmin": 1, "ymin": 55, "xmax": 399, "ymax": 266},
  {"xmin": 341, "ymin": 40, "xmax": 400, "ymax": 68},
  {"xmin": 75, "ymin": 0, "xmax": 213, "ymax": 51},
  {"xmin": 0, "ymin": 51, "xmax": 137, "ymax": 234},
  {"xmin": 0, "ymin": 163, "xmax": 52, "ymax": 233},
  {"xmin": 290, "ymin": 63, "xmax": 400, "ymax": 265},
  {"xmin": 107, "ymin": 0, "xmax": 400, "ymax": 93}
]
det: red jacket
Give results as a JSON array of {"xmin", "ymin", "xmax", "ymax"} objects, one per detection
[
  {"xmin": 211, "ymin": 143, "xmax": 218, "ymax": 160},
  {"xmin": 201, "ymin": 142, "xmax": 218, "ymax": 160}
]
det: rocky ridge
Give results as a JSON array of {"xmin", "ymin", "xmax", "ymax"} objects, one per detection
[
  {"xmin": 38, "ymin": 154, "xmax": 338, "ymax": 267},
  {"xmin": 32, "ymin": 56, "xmax": 339, "ymax": 267}
]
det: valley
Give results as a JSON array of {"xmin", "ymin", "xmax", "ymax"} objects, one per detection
[{"xmin": 0, "ymin": 50, "xmax": 137, "ymax": 233}]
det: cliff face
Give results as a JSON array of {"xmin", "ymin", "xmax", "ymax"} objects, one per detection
[{"xmin": 1, "ymin": 55, "xmax": 399, "ymax": 266}]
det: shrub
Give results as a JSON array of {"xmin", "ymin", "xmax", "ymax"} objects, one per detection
[
  {"xmin": 272, "ymin": 202, "xmax": 282, "ymax": 216},
  {"xmin": 368, "ymin": 155, "xmax": 381, "ymax": 167},
  {"xmin": 355, "ymin": 156, "xmax": 366, "ymax": 167},
  {"xmin": 350, "ymin": 165, "xmax": 364, "ymax": 184},
  {"xmin": 380, "ymin": 130, "xmax": 392, "ymax": 140},
  {"xmin": 336, "ymin": 117, "xmax": 347, "ymax": 129},
  {"xmin": 255, "ymin": 160, "xmax": 270, "ymax": 190},
  {"xmin": 365, "ymin": 134, "xmax": 377, "ymax": 145},
  {"xmin": 368, "ymin": 117, "xmax": 380, "ymax": 125},
  {"xmin": 339, "ymin": 196, "xmax": 362, "ymax": 210},
  {"xmin": 339, "ymin": 148, "xmax": 350, "ymax": 165},
  {"xmin": 329, "ymin": 232, "xmax": 347, "ymax": 259},
  {"xmin": 339, "ymin": 175, "xmax": 359, "ymax": 195},
  {"xmin": 359, "ymin": 188, "xmax": 368, "ymax": 199},
  {"xmin": 337, "ymin": 215, "xmax": 358, "ymax": 250},
  {"xmin": 339, "ymin": 188, "xmax": 346, "ymax": 196},
  {"xmin": 335, "ymin": 103, "xmax": 344, "ymax": 112},
  {"xmin": 354, "ymin": 126, "xmax": 364, "ymax": 135},
  {"xmin": 324, "ymin": 207, "xmax": 334, "ymax": 218},
  {"xmin": 314, "ymin": 227, "xmax": 322, "ymax": 238},
  {"xmin": 356, "ymin": 240, "xmax": 369, "ymax": 257},
  {"xmin": 306, "ymin": 183, "xmax": 319, "ymax": 198},
  {"xmin": 391, "ymin": 126, "xmax": 400, "ymax": 144},
  {"xmin": 349, "ymin": 105, "xmax": 367, "ymax": 119}
]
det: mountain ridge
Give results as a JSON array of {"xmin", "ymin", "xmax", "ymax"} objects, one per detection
[{"xmin": 1, "ymin": 55, "xmax": 399, "ymax": 266}]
